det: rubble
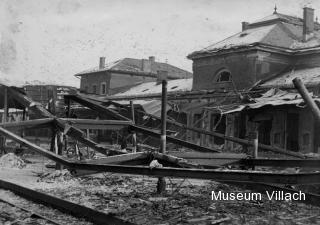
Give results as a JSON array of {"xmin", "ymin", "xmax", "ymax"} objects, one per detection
[
  {"xmin": 37, "ymin": 169, "xmax": 74, "ymax": 183},
  {"xmin": 0, "ymin": 153, "xmax": 26, "ymax": 169}
]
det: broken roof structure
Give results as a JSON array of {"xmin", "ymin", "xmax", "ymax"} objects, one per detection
[{"xmin": 188, "ymin": 8, "xmax": 320, "ymax": 59}]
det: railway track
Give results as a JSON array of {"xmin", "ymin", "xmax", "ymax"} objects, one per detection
[{"xmin": 0, "ymin": 179, "xmax": 134, "ymax": 225}]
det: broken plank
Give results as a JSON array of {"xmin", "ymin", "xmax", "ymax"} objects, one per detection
[
  {"xmin": 130, "ymin": 125, "xmax": 220, "ymax": 153},
  {"xmin": 59, "ymin": 118, "xmax": 132, "ymax": 130}
]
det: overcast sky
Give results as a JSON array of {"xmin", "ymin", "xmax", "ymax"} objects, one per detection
[{"xmin": 0, "ymin": 0, "xmax": 319, "ymax": 87}]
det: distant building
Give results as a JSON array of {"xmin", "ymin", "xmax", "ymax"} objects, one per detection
[
  {"xmin": 75, "ymin": 56, "xmax": 192, "ymax": 95},
  {"xmin": 24, "ymin": 85, "xmax": 77, "ymax": 116}
]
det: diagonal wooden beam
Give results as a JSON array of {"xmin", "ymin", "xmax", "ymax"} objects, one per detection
[
  {"xmin": 64, "ymin": 94, "xmax": 130, "ymax": 121},
  {"xmin": 0, "ymin": 118, "xmax": 54, "ymax": 130}
]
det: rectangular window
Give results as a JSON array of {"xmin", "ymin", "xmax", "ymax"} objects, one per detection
[
  {"xmin": 92, "ymin": 85, "xmax": 97, "ymax": 94},
  {"xmin": 84, "ymin": 86, "xmax": 88, "ymax": 93},
  {"xmin": 101, "ymin": 83, "xmax": 106, "ymax": 95}
]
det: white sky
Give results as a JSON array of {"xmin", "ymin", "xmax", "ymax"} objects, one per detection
[{"xmin": 0, "ymin": 0, "xmax": 319, "ymax": 87}]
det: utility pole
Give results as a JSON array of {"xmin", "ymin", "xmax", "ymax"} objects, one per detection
[{"xmin": 157, "ymin": 80, "xmax": 167, "ymax": 193}]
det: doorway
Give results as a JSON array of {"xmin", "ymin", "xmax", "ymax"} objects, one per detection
[{"xmin": 286, "ymin": 113, "xmax": 299, "ymax": 151}]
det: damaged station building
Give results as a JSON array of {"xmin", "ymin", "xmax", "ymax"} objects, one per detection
[{"xmin": 72, "ymin": 7, "xmax": 320, "ymax": 154}]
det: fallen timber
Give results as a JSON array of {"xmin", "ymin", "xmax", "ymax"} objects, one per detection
[
  {"xmin": 64, "ymin": 94, "xmax": 130, "ymax": 121},
  {"xmin": 129, "ymin": 125, "xmax": 221, "ymax": 153},
  {"xmin": 7, "ymin": 87, "xmax": 127, "ymax": 156},
  {"xmin": 0, "ymin": 179, "xmax": 134, "ymax": 225},
  {"xmin": 65, "ymin": 94, "xmax": 305, "ymax": 158},
  {"xmin": 0, "ymin": 118, "xmax": 54, "ymax": 130},
  {"xmin": 0, "ymin": 125, "xmax": 319, "ymax": 185}
]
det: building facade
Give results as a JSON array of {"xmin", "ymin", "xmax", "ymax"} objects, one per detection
[{"xmin": 75, "ymin": 56, "xmax": 192, "ymax": 96}]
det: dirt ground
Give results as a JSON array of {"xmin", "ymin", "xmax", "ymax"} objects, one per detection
[{"xmin": 0, "ymin": 154, "xmax": 320, "ymax": 225}]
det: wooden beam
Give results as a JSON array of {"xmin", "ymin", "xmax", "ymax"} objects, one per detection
[
  {"xmin": 0, "ymin": 118, "xmax": 54, "ymax": 130},
  {"xmin": 64, "ymin": 94, "xmax": 130, "ymax": 121},
  {"xmin": 59, "ymin": 118, "xmax": 132, "ymax": 130},
  {"xmin": 54, "ymin": 119, "xmax": 124, "ymax": 155}
]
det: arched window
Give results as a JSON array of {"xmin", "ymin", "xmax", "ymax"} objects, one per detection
[{"xmin": 216, "ymin": 69, "xmax": 231, "ymax": 82}]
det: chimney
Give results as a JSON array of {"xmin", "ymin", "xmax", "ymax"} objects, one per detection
[
  {"xmin": 242, "ymin": 22, "xmax": 249, "ymax": 31},
  {"xmin": 149, "ymin": 56, "xmax": 155, "ymax": 62},
  {"xmin": 99, "ymin": 57, "xmax": 105, "ymax": 69},
  {"xmin": 303, "ymin": 7, "xmax": 315, "ymax": 41}
]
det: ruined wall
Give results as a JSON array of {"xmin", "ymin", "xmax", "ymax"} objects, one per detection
[{"xmin": 192, "ymin": 50, "xmax": 291, "ymax": 91}]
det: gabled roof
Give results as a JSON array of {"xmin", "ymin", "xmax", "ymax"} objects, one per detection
[
  {"xmin": 75, "ymin": 58, "xmax": 192, "ymax": 79},
  {"xmin": 259, "ymin": 66, "xmax": 320, "ymax": 89},
  {"xmin": 188, "ymin": 11, "xmax": 320, "ymax": 59}
]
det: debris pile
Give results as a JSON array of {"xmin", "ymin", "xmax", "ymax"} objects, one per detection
[
  {"xmin": 38, "ymin": 169, "xmax": 74, "ymax": 183},
  {"xmin": 0, "ymin": 153, "xmax": 26, "ymax": 169}
]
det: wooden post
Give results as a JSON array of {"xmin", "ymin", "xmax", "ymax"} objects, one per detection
[
  {"xmin": 1, "ymin": 87, "xmax": 8, "ymax": 155},
  {"xmin": 66, "ymin": 98, "xmax": 71, "ymax": 118},
  {"xmin": 248, "ymin": 131, "xmax": 258, "ymax": 170},
  {"xmin": 3, "ymin": 87, "xmax": 8, "ymax": 123},
  {"xmin": 157, "ymin": 80, "xmax": 167, "ymax": 194},
  {"xmin": 130, "ymin": 101, "xmax": 137, "ymax": 153},
  {"xmin": 86, "ymin": 129, "xmax": 90, "ymax": 158}
]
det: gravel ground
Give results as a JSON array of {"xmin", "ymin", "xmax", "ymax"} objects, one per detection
[{"xmin": 0, "ymin": 154, "xmax": 320, "ymax": 225}]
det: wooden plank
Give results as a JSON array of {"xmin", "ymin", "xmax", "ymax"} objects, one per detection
[
  {"xmin": 0, "ymin": 118, "xmax": 54, "ymax": 130},
  {"xmin": 60, "ymin": 118, "xmax": 132, "ymax": 130}
]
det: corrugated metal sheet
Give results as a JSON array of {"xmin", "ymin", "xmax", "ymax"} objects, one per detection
[{"xmin": 206, "ymin": 89, "xmax": 318, "ymax": 114}]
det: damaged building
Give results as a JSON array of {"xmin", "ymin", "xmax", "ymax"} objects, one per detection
[{"xmin": 185, "ymin": 7, "xmax": 320, "ymax": 153}]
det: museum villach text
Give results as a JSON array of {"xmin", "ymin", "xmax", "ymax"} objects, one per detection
[{"xmin": 212, "ymin": 191, "xmax": 305, "ymax": 201}]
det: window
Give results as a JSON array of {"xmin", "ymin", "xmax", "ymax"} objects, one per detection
[
  {"xmin": 101, "ymin": 82, "xmax": 106, "ymax": 95},
  {"xmin": 84, "ymin": 86, "xmax": 88, "ymax": 93},
  {"xmin": 92, "ymin": 85, "xmax": 97, "ymax": 94},
  {"xmin": 216, "ymin": 70, "xmax": 231, "ymax": 82}
]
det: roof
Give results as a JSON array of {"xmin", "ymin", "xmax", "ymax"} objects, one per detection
[
  {"xmin": 75, "ymin": 58, "xmax": 192, "ymax": 79},
  {"xmin": 114, "ymin": 78, "xmax": 193, "ymax": 97},
  {"xmin": 259, "ymin": 66, "xmax": 320, "ymax": 88},
  {"xmin": 188, "ymin": 11, "xmax": 320, "ymax": 59}
]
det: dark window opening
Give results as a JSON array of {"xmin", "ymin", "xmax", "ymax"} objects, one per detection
[
  {"xmin": 216, "ymin": 71, "xmax": 231, "ymax": 82},
  {"xmin": 101, "ymin": 84, "xmax": 106, "ymax": 94}
]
